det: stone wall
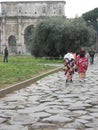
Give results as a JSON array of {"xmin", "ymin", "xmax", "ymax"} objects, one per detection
[
  {"xmin": 0, "ymin": 1, "xmax": 66, "ymax": 54},
  {"xmin": 1, "ymin": 1, "xmax": 65, "ymax": 17}
]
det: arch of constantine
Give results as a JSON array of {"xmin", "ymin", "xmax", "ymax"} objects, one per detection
[{"xmin": 0, "ymin": 0, "xmax": 66, "ymax": 54}]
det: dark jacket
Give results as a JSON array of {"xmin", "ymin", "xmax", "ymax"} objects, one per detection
[
  {"xmin": 89, "ymin": 50, "xmax": 95, "ymax": 57},
  {"xmin": 4, "ymin": 48, "xmax": 8, "ymax": 56}
]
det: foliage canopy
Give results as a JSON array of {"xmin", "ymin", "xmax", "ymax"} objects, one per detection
[
  {"xmin": 82, "ymin": 8, "xmax": 98, "ymax": 31},
  {"xmin": 31, "ymin": 17, "xmax": 95, "ymax": 57}
]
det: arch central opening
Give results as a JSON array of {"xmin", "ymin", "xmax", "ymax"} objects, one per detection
[
  {"xmin": 24, "ymin": 25, "xmax": 34, "ymax": 54},
  {"xmin": 8, "ymin": 35, "xmax": 16, "ymax": 54}
]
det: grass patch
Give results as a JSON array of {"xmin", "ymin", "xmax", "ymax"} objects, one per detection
[
  {"xmin": 0, "ymin": 55, "xmax": 63, "ymax": 89},
  {"xmin": 0, "ymin": 55, "xmax": 63, "ymax": 63}
]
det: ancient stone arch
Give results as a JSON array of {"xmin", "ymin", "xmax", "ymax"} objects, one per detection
[
  {"xmin": 0, "ymin": 0, "xmax": 66, "ymax": 54},
  {"xmin": 8, "ymin": 35, "xmax": 17, "ymax": 53}
]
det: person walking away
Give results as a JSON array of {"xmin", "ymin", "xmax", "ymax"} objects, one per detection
[
  {"xmin": 76, "ymin": 50, "xmax": 88, "ymax": 82},
  {"xmin": 89, "ymin": 48, "xmax": 95, "ymax": 64},
  {"xmin": 63, "ymin": 51, "xmax": 76, "ymax": 83},
  {"xmin": 4, "ymin": 47, "xmax": 8, "ymax": 63}
]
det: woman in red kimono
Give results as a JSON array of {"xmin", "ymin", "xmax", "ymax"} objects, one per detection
[{"xmin": 76, "ymin": 50, "xmax": 88, "ymax": 82}]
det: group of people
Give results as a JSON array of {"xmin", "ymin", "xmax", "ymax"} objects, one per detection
[{"xmin": 63, "ymin": 48, "xmax": 95, "ymax": 83}]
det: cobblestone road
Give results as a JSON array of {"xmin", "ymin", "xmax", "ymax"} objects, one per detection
[{"xmin": 0, "ymin": 57, "xmax": 98, "ymax": 130}]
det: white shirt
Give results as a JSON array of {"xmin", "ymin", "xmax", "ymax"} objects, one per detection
[{"xmin": 64, "ymin": 52, "xmax": 74, "ymax": 60}]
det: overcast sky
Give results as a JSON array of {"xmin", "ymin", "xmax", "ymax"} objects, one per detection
[
  {"xmin": 0, "ymin": 0, "xmax": 98, "ymax": 18},
  {"xmin": 65, "ymin": 0, "xmax": 98, "ymax": 18}
]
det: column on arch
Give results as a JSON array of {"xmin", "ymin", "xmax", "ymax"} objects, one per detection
[{"xmin": 17, "ymin": 17, "xmax": 24, "ymax": 54}]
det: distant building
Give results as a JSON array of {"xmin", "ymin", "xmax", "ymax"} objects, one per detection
[{"xmin": 0, "ymin": 0, "xmax": 66, "ymax": 54}]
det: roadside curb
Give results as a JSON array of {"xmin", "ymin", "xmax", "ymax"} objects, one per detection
[{"xmin": 0, "ymin": 66, "xmax": 62, "ymax": 98}]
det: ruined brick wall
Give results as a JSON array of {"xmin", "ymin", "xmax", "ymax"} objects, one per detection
[
  {"xmin": 0, "ymin": 1, "xmax": 66, "ymax": 54},
  {"xmin": 1, "ymin": 1, "xmax": 65, "ymax": 17}
]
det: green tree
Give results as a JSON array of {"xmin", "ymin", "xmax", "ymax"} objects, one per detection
[
  {"xmin": 82, "ymin": 8, "xmax": 98, "ymax": 47},
  {"xmin": 31, "ymin": 17, "xmax": 94, "ymax": 57},
  {"xmin": 82, "ymin": 8, "xmax": 98, "ymax": 31},
  {"xmin": 31, "ymin": 17, "xmax": 65, "ymax": 57}
]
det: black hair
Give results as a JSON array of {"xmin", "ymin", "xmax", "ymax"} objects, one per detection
[{"xmin": 80, "ymin": 50, "xmax": 85, "ymax": 58}]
